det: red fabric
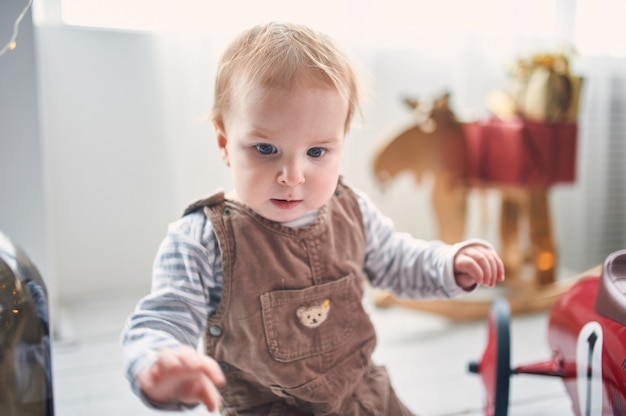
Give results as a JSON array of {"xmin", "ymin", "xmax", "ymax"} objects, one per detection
[{"xmin": 462, "ymin": 118, "xmax": 577, "ymax": 187}]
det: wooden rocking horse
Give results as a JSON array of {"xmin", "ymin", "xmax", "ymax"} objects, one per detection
[
  {"xmin": 373, "ymin": 94, "xmax": 470, "ymax": 245},
  {"xmin": 371, "ymin": 93, "xmax": 579, "ymax": 321}
]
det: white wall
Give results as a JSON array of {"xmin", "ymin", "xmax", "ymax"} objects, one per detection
[
  {"xmin": 34, "ymin": 26, "xmax": 230, "ymax": 300},
  {"xmin": 0, "ymin": 3, "xmax": 50, "ymax": 291}
]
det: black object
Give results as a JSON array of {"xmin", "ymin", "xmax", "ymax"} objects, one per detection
[{"xmin": 0, "ymin": 231, "xmax": 54, "ymax": 416}]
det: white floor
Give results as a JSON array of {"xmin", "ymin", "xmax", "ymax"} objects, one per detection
[{"xmin": 50, "ymin": 288, "xmax": 575, "ymax": 416}]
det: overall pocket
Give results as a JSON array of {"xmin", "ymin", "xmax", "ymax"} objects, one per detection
[{"xmin": 260, "ymin": 274, "xmax": 362, "ymax": 362}]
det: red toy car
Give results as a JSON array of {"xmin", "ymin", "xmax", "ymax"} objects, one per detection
[{"xmin": 469, "ymin": 249, "xmax": 626, "ymax": 416}]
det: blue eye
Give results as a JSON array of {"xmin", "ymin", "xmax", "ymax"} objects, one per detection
[
  {"xmin": 307, "ymin": 147, "xmax": 327, "ymax": 158},
  {"xmin": 255, "ymin": 144, "xmax": 277, "ymax": 155}
]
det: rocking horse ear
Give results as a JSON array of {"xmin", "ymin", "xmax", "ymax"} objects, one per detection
[
  {"xmin": 402, "ymin": 96, "xmax": 419, "ymax": 110},
  {"xmin": 434, "ymin": 92, "xmax": 451, "ymax": 108}
]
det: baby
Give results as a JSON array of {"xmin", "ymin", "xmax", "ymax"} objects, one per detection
[{"xmin": 121, "ymin": 21, "xmax": 504, "ymax": 415}]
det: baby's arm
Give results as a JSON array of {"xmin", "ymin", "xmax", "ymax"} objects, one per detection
[
  {"xmin": 122, "ymin": 213, "xmax": 223, "ymax": 410},
  {"xmin": 356, "ymin": 188, "xmax": 504, "ymax": 298},
  {"xmin": 453, "ymin": 244, "xmax": 505, "ymax": 290},
  {"xmin": 136, "ymin": 345, "xmax": 225, "ymax": 412}
]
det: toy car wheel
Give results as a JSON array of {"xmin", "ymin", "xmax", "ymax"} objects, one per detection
[{"xmin": 468, "ymin": 297, "xmax": 511, "ymax": 416}]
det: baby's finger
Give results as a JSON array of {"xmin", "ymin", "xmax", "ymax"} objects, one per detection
[
  {"xmin": 198, "ymin": 354, "xmax": 226, "ymax": 387},
  {"xmin": 175, "ymin": 349, "xmax": 225, "ymax": 409},
  {"xmin": 197, "ymin": 375, "xmax": 223, "ymax": 412},
  {"xmin": 494, "ymin": 254, "xmax": 505, "ymax": 282},
  {"xmin": 482, "ymin": 252, "xmax": 498, "ymax": 287},
  {"xmin": 463, "ymin": 248, "xmax": 492, "ymax": 286},
  {"xmin": 479, "ymin": 248, "xmax": 505, "ymax": 285},
  {"xmin": 473, "ymin": 247, "xmax": 503, "ymax": 287},
  {"xmin": 455, "ymin": 253, "xmax": 483, "ymax": 285}
]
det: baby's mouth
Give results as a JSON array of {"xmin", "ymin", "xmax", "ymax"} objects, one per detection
[{"xmin": 271, "ymin": 199, "xmax": 302, "ymax": 209}]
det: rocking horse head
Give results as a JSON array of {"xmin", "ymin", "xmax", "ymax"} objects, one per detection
[{"xmin": 372, "ymin": 92, "xmax": 467, "ymax": 188}]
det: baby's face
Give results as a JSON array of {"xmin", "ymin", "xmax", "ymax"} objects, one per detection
[{"xmin": 217, "ymin": 81, "xmax": 349, "ymax": 223}]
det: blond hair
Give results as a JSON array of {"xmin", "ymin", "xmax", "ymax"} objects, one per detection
[{"xmin": 212, "ymin": 21, "xmax": 362, "ymax": 131}]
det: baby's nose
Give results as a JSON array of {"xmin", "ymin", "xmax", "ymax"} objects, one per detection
[{"xmin": 278, "ymin": 158, "xmax": 305, "ymax": 186}]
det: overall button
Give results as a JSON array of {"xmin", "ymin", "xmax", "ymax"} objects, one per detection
[
  {"xmin": 208, "ymin": 325, "xmax": 223, "ymax": 337},
  {"xmin": 219, "ymin": 362, "xmax": 230, "ymax": 374}
]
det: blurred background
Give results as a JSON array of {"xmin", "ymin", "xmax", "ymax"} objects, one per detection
[{"xmin": 1, "ymin": 1, "xmax": 625, "ymax": 413}]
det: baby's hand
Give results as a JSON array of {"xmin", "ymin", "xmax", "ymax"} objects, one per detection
[
  {"xmin": 453, "ymin": 244, "xmax": 505, "ymax": 290},
  {"xmin": 137, "ymin": 345, "xmax": 225, "ymax": 412}
]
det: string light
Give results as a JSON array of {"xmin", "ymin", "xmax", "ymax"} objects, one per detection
[{"xmin": 0, "ymin": 0, "xmax": 34, "ymax": 57}]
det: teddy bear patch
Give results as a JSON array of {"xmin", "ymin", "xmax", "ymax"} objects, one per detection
[{"xmin": 297, "ymin": 299, "xmax": 330, "ymax": 328}]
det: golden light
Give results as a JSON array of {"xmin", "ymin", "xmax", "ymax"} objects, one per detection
[{"xmin": 535, "ymin": 251, "xmax": 555, "ymax": 271}]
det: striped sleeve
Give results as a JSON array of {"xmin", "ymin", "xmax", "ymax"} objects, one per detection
[
  {"xmin": 354, "ymin": 189, "xmax": 485, "ymax": 299},
  {"xmin": 120, "ymin": 212, "xmax": 222, "ymax": 406}
]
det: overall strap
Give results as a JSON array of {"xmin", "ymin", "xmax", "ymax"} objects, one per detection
[{"xmin": 182, "ymin": 192, "xmax": 225, "ymax": 216}]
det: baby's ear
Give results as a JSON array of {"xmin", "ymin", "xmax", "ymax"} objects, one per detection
[{"xmin": 213, "ymin": 118, "xmax": 230, "ymax": 167}]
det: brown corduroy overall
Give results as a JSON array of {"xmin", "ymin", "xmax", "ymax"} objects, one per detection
[{"xmin": 187, "ymin": 184, "xmax": 414, "ymax": 416}]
